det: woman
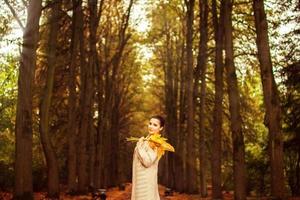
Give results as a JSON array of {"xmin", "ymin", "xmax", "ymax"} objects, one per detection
[{"xmin": 131, "ymin": 115, "xmax": 171, "ymax": 200}]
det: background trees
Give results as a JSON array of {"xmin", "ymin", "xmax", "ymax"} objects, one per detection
[{"xmin": 0, "ymin": 0, "xmax": 299, "ymax": 199}]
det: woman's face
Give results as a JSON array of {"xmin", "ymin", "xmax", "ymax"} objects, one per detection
[{"xmin": 148, "ymin": 118, "xmax": 163, "ymax": 135}]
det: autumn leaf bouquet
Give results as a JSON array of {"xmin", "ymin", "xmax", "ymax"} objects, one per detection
[{"xmin": 127, "ymin": 134, "xmax": 175, "ymax": 158}]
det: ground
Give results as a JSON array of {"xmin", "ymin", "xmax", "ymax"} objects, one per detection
[{"xmin": 1, "ymin": 184, "xmax": 300, "ymax": 199}]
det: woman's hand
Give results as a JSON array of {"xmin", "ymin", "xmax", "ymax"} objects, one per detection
[
  {"xmin": 137, "ymin": 136, "xmax": 145, "ymax": 148},
  {"xmin": 137, "ymin": 136, "xmax": 145, "ymax": 143}
]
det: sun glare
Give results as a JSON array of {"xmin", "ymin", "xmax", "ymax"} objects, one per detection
[
  {"xmin": 130, "ymin": 0, "xmax": 151, "ymax": 33},
  {"xmin": 130, "ymin": 1, "xmax": 154, "ymax": 64},
  {"xmin": 0, "ymin": 26, "xmax": 23, "ymax": 56}
]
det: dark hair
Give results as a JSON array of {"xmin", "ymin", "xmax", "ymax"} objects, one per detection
[{"xmin": 150, "ymin": 115, "xmax": 165, "ymax": 128}]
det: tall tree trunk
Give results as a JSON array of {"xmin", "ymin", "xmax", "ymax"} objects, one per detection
[
  {"xmin": 102, "ymin": 62, "xmax": 111, "ymax": 188},
  {"xmin": 160, "ymin": 50, "xmax": 169, "ymax": 186},
  {"xmin": 87, "ymin": 0, "xmax": 101, "ymax": 189},
  {"xmin": 67, "ymin": 0, "xmax": 81, "ymax": 193},
  {"xmin": 224, "ymin": 0, "xmax": 246, "ymax": 199},
  {"xmin": 163, "ymin": 25, "xmax": 176, "ymax": 189},
  {"xmin": 175, "ymin": 37, "xmax": 186, "ymax": 192},
  {"xmin": 77, "ymin": 1, "xmax": 93, "ymax": 191},
  {"xmin": 211, "ymin": 0, "xmax": 225, "ymax": 199},
  {"xmin": 94, "ymin": 0, "xmax": 105, "ymax": 189},
  {"xmin": 172, "ymin": 35, "xmax": 180, "ymax": 190},
  {"xmin": 185, "ymin": 0, "xmax": 197, "ymax": 193},
  {"xmin": 88, "ymin": 120, "xmax": 96, "ymax": 188},
  {"xmin": 253, "ymin": 0, "xmax": 285, "ymax": 199},
  {"xmin": 95, "ymin": 72, "xmax": 104, "ymax": 188},
  {"xmin": 14, "ymin": 0, "xmax": 42, "ymax": 198},
  {"xmin": 111, "ymin": 91, "xmax": 121, "ymax": 186},
  {"xmin": 39, "ymin": 1, "xmax": 61, "ymax": 198},
  {"xmin": 197, "ymin": 0, "xmax": 209, "ymax": 196}
]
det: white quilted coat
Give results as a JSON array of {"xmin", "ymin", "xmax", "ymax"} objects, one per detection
[{"xmin": 131, "ymin": 138, "xmax": 160, "ymax": 200}]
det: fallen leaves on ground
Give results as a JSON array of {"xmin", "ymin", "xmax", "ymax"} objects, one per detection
[{"xmin": 1, "ymin": 183, "xmax": 300, "ymax": 200}]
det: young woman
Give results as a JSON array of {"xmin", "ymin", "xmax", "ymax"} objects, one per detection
[{"xmin": 131, "ymin": 115, "xmax": 167, "ymax": 200}]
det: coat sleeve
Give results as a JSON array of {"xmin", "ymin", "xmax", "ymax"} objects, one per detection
[{"xmin": 136, "ymin": 140, "xmax": 158, "ymax": 168}]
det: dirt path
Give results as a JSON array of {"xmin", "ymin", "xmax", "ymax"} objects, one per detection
[
  {"xmin": 2, "ymin": 184, "xmax": 300, "ymax": 200},
  {"xmin": 0, "ymin": 183, "xmax": 194, "ymax": 200},
  {"xmin": 106, "ymin": 183, "xmax": 200, "ymax": 200}
]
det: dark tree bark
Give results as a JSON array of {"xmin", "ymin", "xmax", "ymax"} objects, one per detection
[
  {"xmin": 253, "ymin": 0, "xmax": 286, "ymax": 199},
  {"xmin": 14, "ymin": 0, "xmax": 42, "ymax": 199},
  {"xmin": 67, "ymin": 0, "xmax": 82, "ymax": 193},
  {"xmin": 161, "ymin": 15, "xmax": 178, "ymax": 188},
  {"xmin": 224, "ymin": 0, "xmax": 246, "ymax": 199},
  {"xmin": 94, "ymin": 0, "xmax": 105, "ymax": 189},
  {"xmin": 175, "ymin": 32, "xmax": 186, "ymax": 192},
  {"xmin": 196, "ymin": 0, "xmax": 209, "ymax": 196},
  {"xmin": 39, "ymin": 1, "xmax": 61, "ymax": 198},
  {"xmin": 86, "ymin": 0, "xmax": 102, "ymax": 189},
  {"xmin": 77, "ymin": 0, "xmax": 93, "ymax": 191},
  {"xmin": 184, "ymin": 0, "xmax": 197, "ymax": 193},
  {"xmin": 94, "ymin": 69, "xmax": 104, "ymax": 188},
  {"xmin": 211, "ymin": 0, "xmax": 225, "ymax": 199}
]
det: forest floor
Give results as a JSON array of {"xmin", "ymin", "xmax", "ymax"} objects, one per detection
[{"xmin": 1, "ymin": 183, "xmax": 300, "ymax": 200}]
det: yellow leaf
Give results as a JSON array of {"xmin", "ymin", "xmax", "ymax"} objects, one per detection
[
  {"xmin": 149, "ymin": 134, "xmax": 175, "ymax": 152},
  {"xmin": 126, "ymin": 134, "xmax": 175, "ymax": 157}
]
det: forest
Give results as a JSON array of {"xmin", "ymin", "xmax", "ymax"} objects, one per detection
[{"xmin": 0, "ymin": 0, "xmax": 299, "ymax": 199}]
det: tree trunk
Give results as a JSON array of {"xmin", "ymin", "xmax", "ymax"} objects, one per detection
[
  {"xmin": 77, "ymin": 1, "xmax": 93, "ymax": 191},
  {"xmin": 175, "ymin": 37, "xmax": 186, "ymax": 192},
  {"xmin": 14, "ymin": 0, "xmax": 42, "ymax": 199},
  {"xmin": 94, "ymin": 0, "xmax": 105, "ymax": 189},
  {"xmin": 172, "ymin": 32, "xmax": 180, "ymax": 191},
  {"xmin": 253, "ymin": 0, "xmax": 285, "ymax": 199},
  {"xmin": 102, "ymin": 62, "xmax": 111, "ymax": 188},
  {"xmin": 185, "ymin": 0, "xmax": 197, "ymax": 194},
  {"xmin": 163, "ymin": 24, "xmax": 177, "ymax": 189},
  {"xmin": 39, "ymin": 1, "xmax": 61, "ymax": 198},
  {"xmin": 95, "ymin": 72, "xmax": 104, "ymax": 188},
  {"xmin": 87, "ymin": 0, "xmax": 101, "ymax": 189},
  {"xmin": 211, "ymin": 0, "xmax": 225, "ymax": 199},
  {"xmin": 67, "ymin": 0, "xmax": 81, "ymax": 193},
  {"xmin": 224, "ymin": 0, "xmax": 246, "ymax": 199},
  {"xmin": 111, "ymin": 92, "xmax": 121, "ymax": 186},
  {"xmin": 88, "ymin": 120, "xmax": 96, "ymax": 188},
  {"xmin": 197, "ymin": 0, "xmax": 209, "ymax": 196}
]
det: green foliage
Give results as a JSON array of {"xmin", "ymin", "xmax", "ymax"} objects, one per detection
[
  {"xmin": 0, "ymin": 54, "xmax": 18, "ymax": 132},
  {"xmin": 282, "ymin": 62, "xmax": 300, "ymax": 195},
  {"xmin": 246, "ymin": 148, "xmax": 269, "ymax": 196},
  {"xmin": 0, "ymin": 160, "xmax": 14, "ymax": 189},
  {"xmin": 0, "ymin": 54, "xmax": 17, "ymax": 190}
]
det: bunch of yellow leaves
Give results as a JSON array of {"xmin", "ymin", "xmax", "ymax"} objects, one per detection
[{"xmin": 126, "ymin": 134, "xmax": 175, "ymax": 158}]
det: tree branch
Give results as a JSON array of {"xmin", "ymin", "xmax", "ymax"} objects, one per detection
[
  {"xmin": 21, "ymin": 0, "xmax": 28, "ymax": 7},
  {"xmin": 4, "ymin": 0, "xmax": 25, "ymax": 30}
]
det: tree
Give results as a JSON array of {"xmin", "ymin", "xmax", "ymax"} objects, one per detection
[
  {"xmin": 195, "ymin": 0, "xmax": 209, "ymax": 196},
  {"xmin": 67, "ymin": 0, "xmax": 81, "ymax": 193},
  {"xmin": 253, "ymin": 0, "xmax": 286, "ymax": 199},
  {"xmin": 39, "ymin": 1, "xmax": 61, "ymax": 197},
  {"xmin": 14, "ymin": 0, "xmax": 42, "ymax": 198},
  {"xmin": 282, "ymin": 62, "xmax": 300, "ymax": 196},
  {"xmin": 184, "ymin": 0, "xmax": 197, "ymax": 193},
  {"xmin": 211, "ymin": 0, "xmax": 225, "ymax": 198},
  {"xmin": 224, "ymin": 0, "xmax": 246, "ymax": 199},
  {"xmin": 77, "ymin": 0, "xmax": 92, "ymax": 191}
]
